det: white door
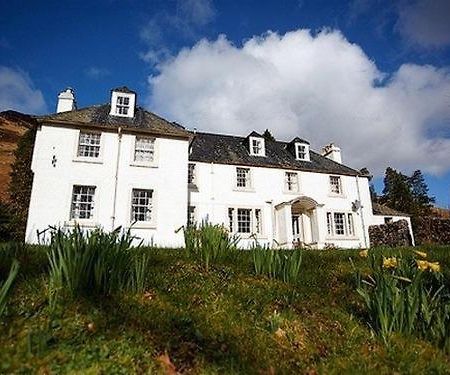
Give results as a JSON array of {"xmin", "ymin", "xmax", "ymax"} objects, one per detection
[{"xmin": 292, "ymin": 215, "xmax": 303, "ymax": 244}]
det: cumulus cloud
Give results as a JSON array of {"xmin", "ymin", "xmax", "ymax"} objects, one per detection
[
  {"xmin": 147, "ymin": 29, "xmax": 450, "ymax": 176},
  {"xmin": 396, "ymin": 0, "xmax": 450, "ymax": 48},
  {"xmin": 84, "ymin": 66, "xmax": 110, "ymax": 79},
  {"xmin": 140, "ymin": 0, "xmax": 215, "ymax": 64},
  {"xmin": 0, "ymin": 66, "xmax": 47, "ymax": 114}
]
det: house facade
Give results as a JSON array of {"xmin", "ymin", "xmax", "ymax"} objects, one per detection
[{"xmin": 25, "ymin": 87, "xmax": 413, "ymax": 249}]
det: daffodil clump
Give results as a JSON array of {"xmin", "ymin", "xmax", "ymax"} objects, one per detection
[{"xmin": 353, "ymin": 249, "xmax": 450, "ymax": 350}]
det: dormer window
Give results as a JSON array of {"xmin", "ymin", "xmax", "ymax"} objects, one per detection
[
  {"xmin": 109, "ymin": 87, "xmax": 136, "ymax": 118},
  {"xmin": 248, "ymin": 133, "xmax": 265, "ymax": 157},
  {"xmin": 288, "ymin": 137, "xmax": 310, "ymax": 162}
]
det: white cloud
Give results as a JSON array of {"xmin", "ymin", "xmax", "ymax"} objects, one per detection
[
  {"xmin": 147, "ymin": 29, "xmax": 450, "ymax": 176},
  {"xmin": 0, "ymin": 66, "xmax": 47, "ymax": 114},
  {"xmin": 84, "ymin": 66, "xmax": 110, "ymax": 79},
  {"xmin": 396, "ymin": 0, "xmax": 450, "ymax": 48},
  {"xmin": 140, "ymin": 0, "xmax": 215, "ymax": 65}
]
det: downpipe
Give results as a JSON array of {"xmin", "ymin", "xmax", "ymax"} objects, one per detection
[{"xmin": 111, "ymin": 127, "xmax": 122, "ymax": 230}]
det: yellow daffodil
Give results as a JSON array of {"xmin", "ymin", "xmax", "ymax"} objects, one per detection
[
  {"xmin": 359, "ymin": 249, "xmax": 368, "ymax": 258},
  {"xmin": 383, "ymin": 256, "xmax": 398, "ymax": 269},
  {"xmin": 416, "ymin": 260, "xmax": 428, "ymax": 271},
  {"xmin": 429, "ymin": 262, "xmax": 441, "ymax": 273},
  {"xmin": 416, "ymin": 260, "xmax": 441, "ymax": 273},
  {"xmin": 413, "ymin": 250, "xmax": 427, "ymax": 258}
]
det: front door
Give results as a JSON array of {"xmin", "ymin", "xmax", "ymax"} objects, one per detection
[{"xmin": 292, "ymin": 215, "xmax": 303, "ymax": 245}]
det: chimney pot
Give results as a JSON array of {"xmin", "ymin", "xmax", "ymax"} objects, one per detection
[
  {"xmin": 56, "ymin": 88, "xmax": 76, "ymax": 113},
  {"xmin": 321, "ymin": 143, "xmax": 342, "ymax": 164}
]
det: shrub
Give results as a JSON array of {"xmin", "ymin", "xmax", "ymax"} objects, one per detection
[
  {"xmin": 353, "ymin": 250, "xmax": 450, "ymax": 349},
  {"xmin": 47, "ymin": 226, "xmax": 148, "ymax": 298},
  {"xmin": 184, "ymin": 221, "xmax": 239, "ymax": 270},
  {"xmin": 251, "ymin": 244, "xmax": 302, "ymax": 283}
]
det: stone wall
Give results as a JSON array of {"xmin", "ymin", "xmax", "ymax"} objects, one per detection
[
  {"xmin": 369, "ymin": 219, "xmax": 412, "ymax": 248},
  {"xmin": 414, "ymin": 217, "xmax": 450, "ymax": 245}
]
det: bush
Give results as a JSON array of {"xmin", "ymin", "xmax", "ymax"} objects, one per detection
[
  {"xmin": 251, "ymin": 244, "xmax": 303, "ymax": 283},
  {"xmin": 48, "ymin": 226, "xmax": 149, "ymax": 298},
  {"xmin": 0, "ymin": 259, "xmax": 19, "ymax": 318},
  {"xmin": 184, "ymin": 221, "xmax": 239, "ymax": 270},
  {"xmin": 353, "ymin": 250, "xmax": 450, "ymax": 350},
  {"xmin": 0, "ymin": 201, "xmax": 12, "ymax": 242}
]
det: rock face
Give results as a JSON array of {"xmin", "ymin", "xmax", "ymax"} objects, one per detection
[
  {"xmin": 414, "ymin": 217, "xmax": 450, "ymax": 245},
  {"xmin": 0, "ymin": 111, "xmax": 35, "ymax": 202},
  {"xmin": 369, "ymin": 219, "xmax": 412, "ymax": 247}
]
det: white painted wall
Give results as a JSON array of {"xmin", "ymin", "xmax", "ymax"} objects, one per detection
[
  {"xmin": 188, "ymin": 162, "xmax": 374, "ymax": 249},
  {"xmin": 26, "ymin": 124, "xmax": 188, "ymax": 247}
]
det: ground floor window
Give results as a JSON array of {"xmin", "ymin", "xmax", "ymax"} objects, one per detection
[
  {"xmin": 131, "ymin": 189, "xmax": 153, "ymax": 222},
  {"xmin": 70, "ymin": 185, "xmax": 96, "ymax": 220},
  {"xmin": 326, "ymin": 211, "xmax": 355, "ymax": 237},
  {"xmin": 187, "ymin": 206, "xmax": 196, "ymax": 226},
  {"xmin": 228, "ymin": 207, "xmax": 262, "ymax": 235}
]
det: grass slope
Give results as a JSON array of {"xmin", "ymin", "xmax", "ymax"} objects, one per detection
[{"xmin": 2, "ymin": 246, "xmax": 450, "ymax": 374}]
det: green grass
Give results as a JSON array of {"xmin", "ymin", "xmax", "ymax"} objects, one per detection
[{"xmin": 1, "ymin": 244, "xmax": 450, "ymax": 373}]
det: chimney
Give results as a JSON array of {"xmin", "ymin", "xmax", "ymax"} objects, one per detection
[
  {"xmin": 56, "ymin": 88, "xmax": 76, "ymax": 113},
  {"xmin": 321, "ymin": 143, "xmax": 342, "ymax": 164}
]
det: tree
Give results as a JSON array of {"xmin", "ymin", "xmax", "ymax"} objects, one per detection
[
  {"xmin": 263, "ymin": 129, "xmax": 275, "ymax": 141},
  {"xmin": 9, "ymin": 126, "xmax": 36, "ymax": 240},
  {"xmin": 410, "ymin": 170, "xmax": 435, "ymax": 214}
]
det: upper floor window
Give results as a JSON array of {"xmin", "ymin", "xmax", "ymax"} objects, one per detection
[
  {"xmin": 285, "ymin": 172, "xmax": 299, "ymax": 192},
  {"xmin": 134, "ymin": 136, "xmax": 155, "ymax": 163},
  {"xmin": 296, "ymin": 144, "xmax": 307, "ymax": 160},
  {"xmin": 131, "ymin": 189, "xmax": 153, "ymax": 223},
  {"xmin": 188, "ymin": 163, "xmax": 196, "ymax": 185},
  {"xmin": 249, "ymin": 135, "xmax": 265, "ymax": 157},
  {"xmin": 329, "ymin": 176, "xmax": 342, "ymax": 195},
  {"xmin": 77, "ymin": 131, "xmax": 101, "ymax": 158},
  {"xmin": 116, "ymin": 96, "xmax": 130, "ymax": 115},
  {"xmin": 236, "ymin": 167, "xmax": 251, "ymax": 189},
  {"xmin": 70, "ymin": 185, "xmax": 96, "ymax": 220}
]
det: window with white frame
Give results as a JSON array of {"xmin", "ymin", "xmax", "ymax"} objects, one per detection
[
  {"xmin": 70, "ymin": 185, "xmax": 96, "ymax": 220},
  {"xmin": 131, "ymin": 189, "xmax": 153, "ymax": 223},
  {"xmin": 116, "ymin": 96, "xmax": 130, "ymax": 115},
  {"xmin": 285, "ymin": 172, "xmax": 299, "ymax": 192},
  {"xmin": 77, "ymin": 132, "xmax": 101, "ymax": 158},
  {"xmin": 326, "ymin": 211, "xmax": 355, "ymax": 237},
  {"xmin": 228, "ymin": 207, "xmax": 262, "ymax": 235},
  {"xmin": 134, "ymin": 136, "xmax": 155, "ymax": 163},
  {"xmin": 296, "ymin": 144, "xmax": 307, "ymax": 160},
  {"xmin": 187, "ymin": 206, "xmax": 196, "ymax": 226},
  {"xmin": 329, "ymin": 176, "xmax": 342, "ymax": 195},
  {"xmin": 188, "ymin": 163, "xmax": 196, "ymax": 185},
  {"xmin": 236, "ymin": 167, "xmax": 251, "ymax": 189},
  {"xmin": 250, "ymin": 138, "xmax": 265, "ymax": 156}
]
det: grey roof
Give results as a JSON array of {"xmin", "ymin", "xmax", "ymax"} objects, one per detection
[
  {"xmin": 372, "ymin": 203, "xmax": 410, "ymax": 217},
  {"xmin": 290, "ymin": 137, "xmax": 310, "ymax": 145},
  {"xmin": 112, "ymin": 86, "xmax": 136, "ymax": 94},
  {"xmin": 38, "ymin": 104, "xmax": 190, "ymax": 139},
  {"xmin": 189, "ymin": 132, "xmax": 364, "ymax": 176}
]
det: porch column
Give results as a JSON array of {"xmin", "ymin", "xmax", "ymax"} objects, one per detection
[{"xmin": 313, "ymin": 205, "xmax": 326, "ymax": 248}]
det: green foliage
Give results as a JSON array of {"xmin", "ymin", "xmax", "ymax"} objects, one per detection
[
  {"xmin": 184, "ymin": 221, "xmax": 239, "ymax": 270},
  {"xmin": 0, "ymin": 259, "xmax": 19, "ymax": 317},
  {"xmin": 262, "ymin": 129, "xmax": 275, "ymax": 141},
  {"xmin": 251, "ymin": 244, "xmax": 303, "ymax": 283},
  {"xmin": 0, "ymin": 201, "xmax": 13, "ymax": 242},
  {"xmin": 380, "ymin": 167, "xmax": 435, "ymax": 216},
  {"xmin": 47, "ymin": 226, "xmax": 148, "ymax": 298},
  {"xmin": 353, "ymin": 250, "xmax": 450, "ymax": 350},
  {"xmin": 8, "ymin": 126, "xmax": 36, "ymax": 241}
]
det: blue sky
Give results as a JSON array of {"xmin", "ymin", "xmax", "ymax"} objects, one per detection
[{"xmin": 1, "ymin": 0, "xmax": 449, "ymax": 207}]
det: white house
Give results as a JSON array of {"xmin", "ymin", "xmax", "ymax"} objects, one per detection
[{"xmin": 25, "ymin": 87, "xmax": 414, "ymax": 249}]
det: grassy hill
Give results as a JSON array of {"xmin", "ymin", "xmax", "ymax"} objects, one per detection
[{"xmin": 1, "ymin": 238, "xmax": 450, "ymax": 374}]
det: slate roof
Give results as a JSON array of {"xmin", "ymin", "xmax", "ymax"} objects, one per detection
[
  {"xmin": 37, "ymin": 104, "xmax": 190, "ymax": 139},
  {"xmin": 189, "ymin": 132, "xmax": 364, "ymax": 176},
  {"xmin": 372, "ymin": 203, "xmax": 410, "ymax": 217}
]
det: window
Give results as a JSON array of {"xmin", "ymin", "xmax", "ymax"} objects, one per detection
[
  {"xmin": 228, "ymin": 207, "xmax": 262, "ymax": 235},
  {"xmin": 285, "ymin": 172, "xmax": 299, "ymax": 192},
  {"xmin": 236, "ymin": 167, "xmax": 251, "ymax": 189},
  {"xmin": 70, "ymin": 185, "xmax": 96, "ymax": 220},
  {"xmin": 116, "ymin": 96, "xmax": 130, "ymax": 115},
  {"xmin": 188, "ymin": 163, "xmax": 196, "ymax": 185},
  {"xmin": 77, "ymin": 132, "xmax": 101, "ymax": 158},
  {"xmin": 134, "ymin": 137, "xmax": 155, "ymax": 163},
  {"xmin": 384, "ymin": 217, "xmax": 393, "ymax": 224},
  {"xmin": 329, "ymin": 176, "xmax": 342, "ymax": 195},
  {"xmin": 131, "ymin": 189, "xmax": 153, "ymax": 222},
  {"xmin": 187, "ymin": 206, "xmax": 196, "ymax": 226},
  {"xmin": 326, "ymin": 211, "xmax": 356, "ymax": 237},
  {"xmin": 296, "ymin": 144, "xmax": 307, "ymax": 160},
  {"xmin": 249, "ymin": 136, "xmax": 265, "ymax": 156}
]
